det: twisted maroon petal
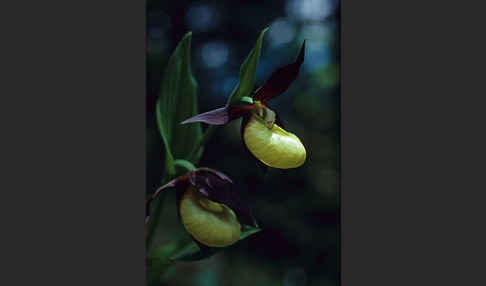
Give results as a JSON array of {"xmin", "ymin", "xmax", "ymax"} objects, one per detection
[
  {"xmin": 181, "ymin": 105, "xmax": 253, "ymax": 125},
  {"xmin": 253, "ymin": 40, "xmax": 306, "ymax": 102},
  {"xmin": 146, "ymin": 168, "xmax": 257, "ymax": 227},
  {"xmin": 146, "ymin": 175, "xmax": 189, "ymax": 223},
  {"xmin": 188, "ymin": 168, "xmax": 257, "ymax": 227}
]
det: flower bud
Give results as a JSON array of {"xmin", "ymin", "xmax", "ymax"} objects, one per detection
[
  {"xmin": 180, "ymin": 186, "xmax": 241, "ymax": 247},
  {"xmin": 243, "ymin": 105, "xmax": 306, "ymax": 169}
]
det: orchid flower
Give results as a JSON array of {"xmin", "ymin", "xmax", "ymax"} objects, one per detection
[
  {"xmin": 146, "ymin": 168, "xmax": 256, "ymax": 248},
  {"xmin": 182, "ymin": 41, "xmax": 307, "ymax": 169}
]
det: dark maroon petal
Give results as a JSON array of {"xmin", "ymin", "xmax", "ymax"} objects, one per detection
[
  {"xmin": 181, "ymin": 105, "xmax": 253, "ymax": 126},
  {"xmin": 187, "ymin": 168, "xmax": 257, "ymax": 226},
  {"xmin": 188, "ymin": 167, "xmax": 233, "ymax": 185},
  {"xmin": 146, "ymin": 175, "xmax": 189, "ymax": 223},
  {"xmin": 253, "ymin": 40, "xmax": 306, "ymax": 102},
  {"xmin": 148, "ymin": 168, "xmax": 257, "ymax": 227}
]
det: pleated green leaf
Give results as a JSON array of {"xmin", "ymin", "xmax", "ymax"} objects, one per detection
[{"xmin": 156, "ymin": 32, "xmax": 203, "ymax": 176}]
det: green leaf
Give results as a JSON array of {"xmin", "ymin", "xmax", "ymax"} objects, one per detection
[
  {"xmin": 226, "ymin": 27, "xmax": 268, "ymax": 106},
  {"xmin": 166, "ymin": 225, "xmax": 262, "ymax": 262},
  {"xmin": 148, "ymin": 236, "xmax": 192, "ymax": 261},
  {"xmin": 156, "ymin": 32, "xmax": 203, "ymax": 175},
  {"xmin": 240, "ymin": 224, "xmax": 261, "ymax": 240},
  {"xmin": 167, "ymin": 238, "xmax": 200, "ymax": 261},
  {"xmin": 146, "ymin": 256, "xmax": 174, "ymax": 286},
  {"xmin": 146, "ymin": 192, "xmax": 167, "ymax": 249},
  {"xmin": 240, "ymin": 96, "xmax": 254, "ymax": 104},
  {"xmin": 156, "ymin": 103, "xmax": 175, "ymax": 176},
  {"xmin": 174, "ymin": 159, "xmax": 196, "ymax": 171}
]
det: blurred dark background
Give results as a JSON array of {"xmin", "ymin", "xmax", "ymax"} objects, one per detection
[{"xmin": 147, "ymin": 0, "xmax": 340, "ymax": 285}]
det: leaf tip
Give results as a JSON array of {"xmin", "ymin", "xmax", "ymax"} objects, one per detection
[
  {"xmin": 183, "ymin": 31, "xmax": 193, "ymax": 39},
  {"xmin": 258, "ymin": 27, "xmax": 269, "ymax": 42}
]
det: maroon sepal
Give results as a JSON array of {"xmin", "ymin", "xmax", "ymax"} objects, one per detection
[
  {"xmin": 186, "ymin": 168, "xmax": 257, "ymax": 227},
  {"xmin": 180, "ymin": 105, "xmax": 253, "ymax": 126},
  {"xmin": 240, "ymin": 115, "xmax": 269, "ymax": 174},
  {"xmin": 253, "ymin": 40, "xmax": 306, "ymax": 102},
  {"xmin": 146, "ymin": 175, "xmax": 189, "ymax": 224},
  {"xmin": 146, "ymin": 168, "xmax": 257, "ymax": 227}
]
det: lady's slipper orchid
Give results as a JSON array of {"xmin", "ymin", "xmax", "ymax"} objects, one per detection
[
  {"xmin": 146, "ymin": 168, "xmax": 256, "ymax": 248},
  {"xmin": 181, "ymin": 41, "xmax": 307, "ymax": 169}
]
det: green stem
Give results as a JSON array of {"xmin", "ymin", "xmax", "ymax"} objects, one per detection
[{"xmin": 188, "ymin": 125, "xmax": 216, "ymax": 162}]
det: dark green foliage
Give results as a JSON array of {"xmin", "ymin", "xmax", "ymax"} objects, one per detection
[
  {"xmin": 156, "ymin": 32, "xmax": 202, "ymax": 176},
  {"xmin": 151, "ymin": 225, "xmax": 261, "ymax": 262}
]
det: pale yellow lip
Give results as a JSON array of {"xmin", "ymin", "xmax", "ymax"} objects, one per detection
[
  {"xmin": 243, "ymin": 114, "xmax": 306, "ymax": 169},
  {"xmin": 179, "ymin": 186, "xmax": 241, "ymax": 248}
]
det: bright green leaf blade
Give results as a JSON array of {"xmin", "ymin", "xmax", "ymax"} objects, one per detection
[
  {"xmin": 156, "ymin": 101, "xmax": 175, "ymax": 176},
  {"xmin": 166, "ymin": 225, "xmax": 262, "ymax": 262},
  {"xmin": 174, "ymin": 159, "xmax": 197, "ymax": 171},
  {"xmin": 156, "ymin": 32, "xmax": 203, "ymax": 171},
  {"xmin": 240, "ymin": 96, "xmax": 254, "ymax": 104},
  {"xmin": 226, "ymin": 27, "xmax": 268, "ymax": 106}
]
